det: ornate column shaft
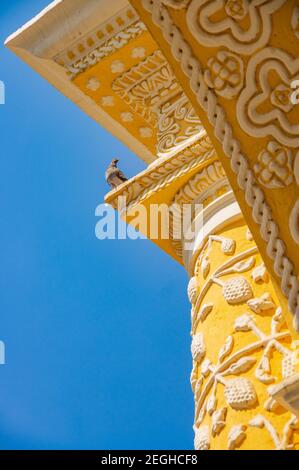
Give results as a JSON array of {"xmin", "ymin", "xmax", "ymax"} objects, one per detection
[{"xmin": 184, "ymin": 170, "xmax": 299, "ymax": 450}]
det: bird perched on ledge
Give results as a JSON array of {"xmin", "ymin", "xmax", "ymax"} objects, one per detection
[{"xmin": 105, "ymin": 158, "xmax": 128, "ymax": 189}]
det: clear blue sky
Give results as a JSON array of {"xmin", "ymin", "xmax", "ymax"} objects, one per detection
[{"xmin": 0, "ymin": 0, "xmax": 193, "ymax": 450}]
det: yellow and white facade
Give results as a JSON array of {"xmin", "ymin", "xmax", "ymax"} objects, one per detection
[{"xmin": 6, "ymin": 0, "xmax": 299, "ymax": 450}]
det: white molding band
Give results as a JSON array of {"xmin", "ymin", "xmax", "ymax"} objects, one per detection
[{"xmin": 183, "ymin": 193, "xmax": 242, "ymax": 274}]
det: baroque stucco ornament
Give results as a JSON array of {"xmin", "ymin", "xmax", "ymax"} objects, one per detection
[
  {"xmin": 237, "ymin": 48, "xmax": 299, "ymax": 148},
  {"xmin": 188, "ymin": 228, "xmax": 299, "ymax": 450},
  {"xmin": 140, "ymin": 0, "xmax": 299, "ymax": 331},
  {"xmin": 186, "ymin": 0, "xmax": 285, "ymax": 55}
]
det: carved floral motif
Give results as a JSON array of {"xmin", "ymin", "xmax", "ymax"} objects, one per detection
[
  {"xmin": 228, "ymin": 424, "xmax": 247, "ymax": 450},
  {"xmin": 292, "ymin": 6, "xmax": 299, "ymax": 39},
  {"xmin": 237, "ymin": 48, "xmax": 299, "ymax": 148},
  {"xmin": 187, "ymin": 228, "xmax": 298, "ymax": 449},
  {"xmin": 253, "ymin": 142, "xmax": 294, "ymax": 189},
  {"xmin": 204, "ymin": 51, "xmax": 244, "ymax": 99},
  {"xmin": 186, "ymin": 0, "xmax": 285, "ymax": 55}
]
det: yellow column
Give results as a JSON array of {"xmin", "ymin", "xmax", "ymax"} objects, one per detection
[{"xmin": 188, "ymin": 220, "xmax": 299, "ymax": 450}]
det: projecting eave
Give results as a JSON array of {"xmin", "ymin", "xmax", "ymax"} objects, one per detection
[
  {"xmin": 105, "ymin": 134, "xmax": 217, "ymax": 264},
  {"xmin": 4, "ymin": 0, "xmax": 156, "ymax": 164}
]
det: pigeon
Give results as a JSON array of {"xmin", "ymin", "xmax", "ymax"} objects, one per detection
[{"xmin": 105, "ymin": 158, "xmax": 128, "ymax": 189}]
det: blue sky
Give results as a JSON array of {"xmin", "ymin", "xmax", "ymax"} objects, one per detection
[{"xmin": 0, "ymin": 0, "xmax": 193, "ymax": 450}]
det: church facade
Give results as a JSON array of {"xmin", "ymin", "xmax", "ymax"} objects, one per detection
[{"xmin": 6, "ymin": 0, "xmax": 299, "ymax": 450}]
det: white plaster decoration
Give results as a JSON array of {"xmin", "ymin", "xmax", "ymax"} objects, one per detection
[
  {"xmin": 184, "ymin": 196, "xmax": 242, "ymax": 271},
  {"xmin": 251, "ymin": 263, "xmax": 269, "ymax": 283},
  {"xmin": 253, "ymin": 142, "xmax": 294, "ymax": 189},
  {"xmin": 271, "ymin": 84, "xmax": 294, "ymax": 113},
  {"xmin": 282, "ymin": 355, "xmax": 296, "ymax": 379},
  {"xmin": 219, "ymin": 237, "xmax": 236, "ymax": 255},
  {"xmin": 120, "ymin": 112, "xmax": 134, "ymax": 123},
  {"xmin": 193, "ymin": 300, "xmax": 292, "ymax": 430},
  {"xmin": 212, "ymin": 276, "xmax": 253, "ymax": 305},
  {"xmin": 281, "ymin": 417, "xmax": 299, "ymax": 449},
  {"xmin": 255, "ymin": 340, "xmax": 286, "ymax": 384},
  {"xmin": 201, "ymin": 258, "xmax": 210, "ymax": 278},
  {"xmin": 223, "ymin": 357, "xmax": 257, "ymax": 376},
  {"xmin": 101, "ymin": 96, "xmax": 114, "ymax": 107},
  {"xmin": 248, "ymin": 415, "xmax": 281, "ymax": 449},
  {"xmin": 131, "ymin": 47, "xmax": 146, "ymax": 59},
  {"xmin": 86, "ymin": 77, "xmax": 100, "ymax": 91},
  {"xmin": 51, "ymin": 6, "xmax": 140, "ymax": 67},
  {"xmin": 201, "ymin": 358, "xmax": 212, "ymax": 377},
  {"xmin": 139, "ymin": 127, "xmax": 153, "ymax": 138},
  {"xmin": 225, "ymin": 0, "xmax": 249, "ymax": 20},
  {"xmin": 171, "ymin": 162, "xmax": 228, "ymax": 258},
  {"xmin": 56, "ymin": 18, "xmax": 147, "ymax": 77},
  {"xmin": 162, "ymin": 0, "xmax": 191, "ymax": 8},
  {"xmin": 194, "ymin": 425, "xmax": 210, "ymax": 450},
  {"xmin": 208, "ymin": 235, "xmax": 236, "ymax": 257},
  {"xmin": 249, "ymin": 414, "xmax": 299, "ymax": 450},
  {"xmin": 192, "ymin": 248, "xmax": 257, "ymax": 334},
  {"xmin": 206, "ymin": 394, "xmax": 217, "ymax": 415},
  {"xmin": 110, "ymin": 135, "xmax": 215, "ymax": 214},
  {"xmin": 264, "ymin": 396, "xmax": 280, "ymax": 413},
  {"xmin": 218, "ymin": 336, "xmax": 234, "ymax": 363},
  {"xmin": 294, "ymin": 151, "xmax": 299, "ymax": 186},
  {"xmin": 194, "ymin": 377, "xmax": 203, "ymax": 398},
  {"xmin": 223, "ymin": 257, "xmax": 255, "ymax": 274},
  {"xmin": 112, "ymin": 50, "xmax": 176, "ymax": 127},
  {"xmin": 269, "ymin": 374, "xmax": 299, "ymax": 418},
  {"xmin": 237, "ymin": 48, "xmax": 299, "ymax": 147},
  {"xmin": 234, "ymin": 314, "xmax": 253, "ymax": 332},
  {"xmin": 111, "ymin": 60, "xmax": 125, "ymax": 74},
  {"xmin": 228, "ymin": 424, "xmax": 247, "ymax": 450},
  {"xmin": 224, "ymin": 378, "xmax": 257, "ymax": 410},
  {"xmin": 196, "ymin": 233, "xmax": 236, "ymax": 280},
  {"xmin": 186, "ymin": 0, "xmax": 285, "ymax": 55},
  {"xmin": 247, "ymin": 293, "xmax": 276, "ymax": 314},
  {"xmin": 141, "ymin": 0, "xmax": 299, "ymax": 330},
  {"xmin": 211, "ymin": 407, "xmax": 227, "ymax": 437},
  {"xmin": 174, "ymin": 162, "xmax": 226, "ymax": 209},
  {"xmin": 271, "ymin": 306, "xmax": 284, "ymax": 333},
  {"xmin": 246, "ymin": 229, "xmax": 253, "ymax": 241},
  {"xmin": 188, "ymin": 276, "xmax": 200, "ymax": 304},
  {"xmin": 190, "ymin": 364, "xmax": 199, "ymax": 392},
  {"xmin": 248, "ymin": 415, "xmax": 265, "ymax": 429},
  {"xmin": 170, "ymin": 161, "xmax": 227, "ymax": 258},
  {"xmin": 289, "ymin": 200, "xmax": 299, "ymax": 246},
  {"xmin": 292, "ymin": 6, "xmax": 299, "ymax": 39},
  {"xmin": 191, "ymin": 332, "xmax": 206, "ymax": 362},
  {"xmin": 186, "ymin": 224, "xmax": 298, "ymax": 449},
  {"xmin": 197, "ymin": 303, "xmax": 213, "ymax": 323},
  {"xmin": 5, "ymin": 2, "xmax": 157, "ymax": 165},
  {"xmin": 157, "ymin": 92, "xmax": 204, "ymax": 156},
  {"xmin": 204, "ymin": 51, "xmax": 244, "ymax": 99}
]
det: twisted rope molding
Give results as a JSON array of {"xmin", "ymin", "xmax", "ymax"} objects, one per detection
[{"xmin": 141, "ymin": 0, "xmax": 299, "ymax": 330}]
